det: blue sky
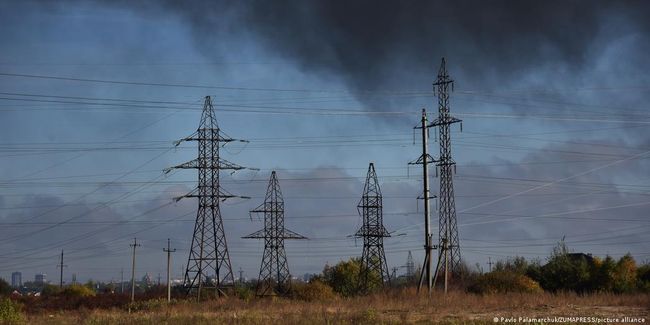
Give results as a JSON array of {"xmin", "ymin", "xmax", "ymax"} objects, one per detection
[{"xmin": 0, "ymin": 0, "xmax": 649, "ymax": 284}]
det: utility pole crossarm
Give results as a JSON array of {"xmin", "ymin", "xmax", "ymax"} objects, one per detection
[{"xmin": 408, "ymin": 153, "xmax": 436, "ymax": 166}]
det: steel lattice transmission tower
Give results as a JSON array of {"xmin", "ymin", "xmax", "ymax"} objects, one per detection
[
  {"xmin": 243, "ymin": 171, "xmax": 307, "ymax": 296},
  {"xmin": 430, "ymin": 58, "xmax": 463, "ymax": 290},
  {"xmin": 355, "ymin": 163, "xmax": 391, "ymax": 292},
  {"xmin": 405, "ymin": 251, "xmax": 415, "ymax": 280},
  {"xmin": 167, "ymin": 96, "xmax": 251, "ymax": 299}
]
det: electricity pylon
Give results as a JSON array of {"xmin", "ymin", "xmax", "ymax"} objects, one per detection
[
  {"xmin": 355, "ymin": 163, "xmax": 391, "ymax": 293},
  {"xmin": 243, "ymin": 171, "xmax": 307, "ymax": 296},
  {"xmin": 167, "ymin": 96, "xmax": 251, "ymax": 300},
  {"xmin": 430, "ymin": 58, "xmax": 463, "ymax": 293},
  {"xmin": 405, "ymin": 251, "xmax": 415, "ymax": 280}
]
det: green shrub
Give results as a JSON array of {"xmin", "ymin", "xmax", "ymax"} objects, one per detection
[
  {"xmin": 637, "ymin": 263, "xmax": 650, "ymax": 292},
  {"xmin": 0, "ymin": 298, "xmax": 24, "ymax": 323},
  {"xmin": 234, "ymin": 285, "xmax": 255, "ymax": 300},
  {"xmin": 539, "ymin": 243, "xmax": 592, "ymax": 292},
  {"xmin": 613, "ymin": 254, "xmax": 637, "ymax": 293},
  {"xmin": 62, "ymin": 284, "xmax": 96, "ymax": 297},
  {"xmin": 468, "ymin": 271, "xmax": 542, "ymax": 294},
  {"xmin": 41, "ymin": 284, "xmax": 62, "ymax": 297},
  {"xmin": 322, "ymin": 258, "xmax": 374, "ymax": 296},
  {"xmin": 0, "ymin": 279, "xmax": 11, "ymax": 296},
  {"xmin": 291, "ymin": 280, "xmax": 337, "ymax": 301}
]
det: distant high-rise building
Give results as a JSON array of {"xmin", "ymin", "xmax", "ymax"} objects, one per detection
[
  {"xmin": 35, "ymin": 273, "xmax": 46, "ymax": 285},
  {"xmin": 11, "ymin": 272, "xmax": 22, "ymax": 288}
]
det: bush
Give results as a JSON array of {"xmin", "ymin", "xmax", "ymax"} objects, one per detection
[
  {"xmin": 468, "ymin": 271, "xmax": 542, "ymax": 294},
  {"xmin": 539, "ymin": 243, "xmax": 592, "ymax": 292},
  {"xmin": 62, "ymin": 284, "xmax": 96, "ymax": 298},
  {"xmin": 40, "ymin": 284, "xmax": 62, "ymax": 297},
  {"xmin": 0, "ymin": 279, "xmax": 11, "ymax": 296},
  {"xmin": 613, "ymin": 254, "xmax": 637, "ymax": 293},
  {"xmin": 291, "ymin": 280, "xmax": 337, "ymax": 301},
  {"xmin": 0, "ymin": 298, "xmax": 24, "ymax": 323},
  {"xmin": 637, "ymin": 263, "xmax": 650, "ymax": 292},
  {"xmin": 234, "ymin": 285, "xmax": 255, "ymax": 301},
  {"xmin": 321, "ymin": 257, "xmax": 377, "ymax": 296}
]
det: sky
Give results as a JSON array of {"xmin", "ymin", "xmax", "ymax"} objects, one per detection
[{"xmin": 0, "ymin": 0, "xmax": 649, "ymax": 285}]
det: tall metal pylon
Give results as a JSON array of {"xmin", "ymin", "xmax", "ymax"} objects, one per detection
[
  {"xmin": 167, "ymin": 96, "xmax": 251, "ymax": 299},
  {"xmin": 243, "ymin": 171, "xmax": 307, "ymax": 296},
  {"xmin": 355, "ymin": 163, "xmax": 391, "ymax": 293},
  {"xmin": 430, "ymin": 57, "xmax": 463, "ymax": 293},
  {"xmin": 405, "ymin": 251, "xmax": 415, "ymax": 280}
]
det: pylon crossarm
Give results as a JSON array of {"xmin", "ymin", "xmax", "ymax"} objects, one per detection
[
  {"xmin": 281, "ymin": 228, "xmax": 308, "ymax": 240},
  {"xmin": 174, "ymin": 129, "xmax": 245, "ymax": 145},
  {"xmin": 173, "ymin": 187, "xmax": 198, "ymax": 202},
  {"xmin": 242, "ymin": 229, "xmax": 266, "ymax": 239},
  {"xmin": 428, "ymin": 116, "xmax": 462, "ymax": 128},
  {"xmin": 172, "ymin": 187, "xmax": 248, "ymax": 202}
]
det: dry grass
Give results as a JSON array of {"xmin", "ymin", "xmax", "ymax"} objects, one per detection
[{"xmin": 23, "ymin": 288, "xmax": 650, "ymax": 324}]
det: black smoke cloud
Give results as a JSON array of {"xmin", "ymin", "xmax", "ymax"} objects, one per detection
[{"xmin": 150, "ymin": 0, "xmax": 650, "ymax": 93}]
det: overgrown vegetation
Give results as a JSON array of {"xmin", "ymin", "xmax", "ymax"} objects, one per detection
[
  {"xmin": 468, "ymin": 271, "xmax": 542, "ymax": 294},
  {"xmin": 18, "ymin": 290, "xmax": 650, "ymax": 324},
  {"xmin": 0, "ymin": 298, "xmax": 24, "ymax": 324},
  {"xmin": 0, "ymin": 279, "xmax": 12, "ymax": 297},
  {"xmin": 290, "ymin": 279, "xmax": 337, "ymax": 301},
  {"xmin": 1, "ymin": 243, "xmax": 648, "ymax": 323}
]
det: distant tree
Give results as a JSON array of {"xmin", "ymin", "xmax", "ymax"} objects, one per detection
[
  {"xmin": 525, "ymin": 258, "xmax": 543, "ymax": 283},
  {"xmin": 494, "ymin": 256, "xmax": 528, "ymax": 275},
  {"xmin": 291, "ymin": 279, "xmax": 337, "ymax": 301},
  {"xmin": 41, "ymin": 284, "xmax": 62, "ymax": 296},
  {"xmin": 322, "ymin": 257, "xmax": 365, "ymax": 296},
  {"xmin": 539, "ymin": 242, "xmax": 592, "ymax": 292},
  {"xmin": 637, "ymin": 263, "xmax": 650, "ymax": 292},
  {"xmin": 0, "ymin": 279, "xmax": 11, "ymax": 296},
  {"xmin": 62, "ymin": 284, "xmax": 95, "ymax": 297},
  {"xmin": 613, "ymin": 254, "xmax": 637, "ymax": 293},
  {"xmin": 591, "ymin": 256, "xmax": 616, "ymax": 292},
  {"xmin": 468, "ymin": 271, "xmax": 542, "ymax": 294}
]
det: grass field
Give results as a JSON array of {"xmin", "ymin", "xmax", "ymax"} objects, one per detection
[{"xmin": 20, "ymin": 288, "xmax": 649, "ymax": 324}]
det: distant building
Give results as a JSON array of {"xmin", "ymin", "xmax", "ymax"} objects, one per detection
[
  {"xmin": 11, "ymin": 272, "xmax": 22, "ymax": 288},
  {"xmin": 35, "ymin": 273, "xmax": 47, "ymax": 285}
]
